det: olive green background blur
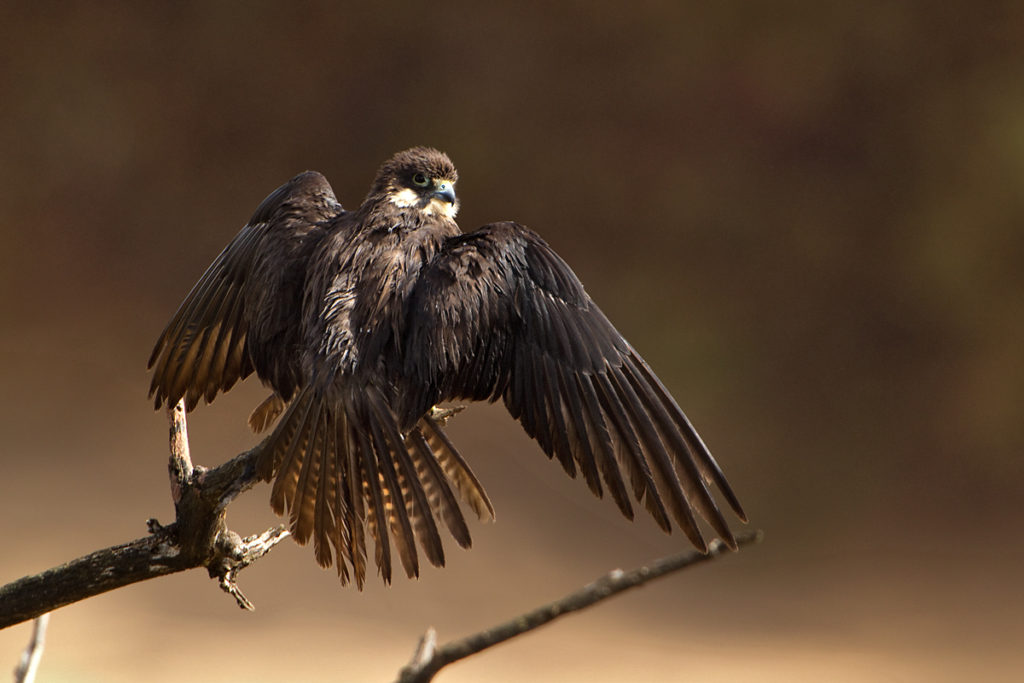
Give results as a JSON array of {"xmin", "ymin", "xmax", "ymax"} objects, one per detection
[{"xmin": 2, "ymin": 2, "xmax": 1022, "ymax": 681}]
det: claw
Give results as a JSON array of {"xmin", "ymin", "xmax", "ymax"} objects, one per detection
[{"xmin": 429, "ymin": 405, "xmax": 466, "ymax": 426}]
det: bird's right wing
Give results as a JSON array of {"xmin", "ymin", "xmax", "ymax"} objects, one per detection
[{"xmin": 148, "ymin": 171, "xmax": 342, "ymax": 410}]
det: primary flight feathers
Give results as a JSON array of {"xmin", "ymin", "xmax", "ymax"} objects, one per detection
[{"xmin": 148, "ymin": 147, "xmax": 745, "ymax": 588}]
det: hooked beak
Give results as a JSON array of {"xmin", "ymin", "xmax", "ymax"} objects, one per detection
[{"xmin": 432, "ymin": 180, "xmax": 457, "ymax": 205}]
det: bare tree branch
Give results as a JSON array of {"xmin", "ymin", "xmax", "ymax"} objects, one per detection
[
  {"xmin": 2, "ymin": 398, "xmax": 757, "ymax": 683},
  {"xmin": 395, "ymin": 529, "xmax": 763, "ymax": 683},
  {"xmin": 0, "ymin": 403, "xmax": 286, "ymax": 630},
  {"xmin": 12, "ymin": 614, "xmax": 49, "ymax": 683}
]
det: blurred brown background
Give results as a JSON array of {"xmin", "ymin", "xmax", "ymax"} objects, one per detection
[{"xmin": 1, "ymin": 2, "xmax": 1022, "ymax": 681}]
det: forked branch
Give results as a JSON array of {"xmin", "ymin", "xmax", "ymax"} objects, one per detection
[{"xmin": 0, "ymin": 403, "xmax": 288, "ymax": 629}]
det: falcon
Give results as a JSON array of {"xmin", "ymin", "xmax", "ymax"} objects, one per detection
[{"xmin": 148, "ymin": 147, "xmax": 746, "ymax": 587}]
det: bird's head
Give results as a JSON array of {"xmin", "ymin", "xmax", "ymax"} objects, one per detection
[{"xmin": 368, "ymin": 147, "xmax": 459, "ymax": 219}]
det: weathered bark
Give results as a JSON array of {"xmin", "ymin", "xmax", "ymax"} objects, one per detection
[{"xmin": 0, "ymin": 404, "xmax": 288, "ymax": 630}]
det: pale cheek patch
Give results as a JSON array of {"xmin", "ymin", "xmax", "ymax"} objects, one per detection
[
  {"xmin": 422, "ymin": 198, "xmax": 459, "ymax": 219},
  {"xmin": 388, "ymin": 187, "xmax": 420, "ymax": 208}
]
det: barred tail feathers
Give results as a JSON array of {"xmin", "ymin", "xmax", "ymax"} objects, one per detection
[{"xmin": 255, "ymin": 384, "xmax": 492, "ymax": 588}]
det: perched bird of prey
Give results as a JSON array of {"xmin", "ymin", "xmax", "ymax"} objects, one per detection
[{"xmin": 149, "ymin": 147, "xmax": 746, "ymax": 587}]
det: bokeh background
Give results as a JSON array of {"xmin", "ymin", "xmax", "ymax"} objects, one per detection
[{"xmin": 2, "ymin": 2, "xmax": 1022, "ymax": 681}]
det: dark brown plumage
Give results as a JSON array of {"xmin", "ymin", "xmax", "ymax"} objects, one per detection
[{"xmin": 148, "ymin": 147, "xmax": 746, "ymax": 587}]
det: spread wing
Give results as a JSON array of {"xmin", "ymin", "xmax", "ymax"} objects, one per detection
[
  {"xmin": 402, "ymin": 221, "xmax": 746, "ymax": 551},
  {"xmin": 148, "ymin": 171, "xmax": 342, "ymax": 410}
]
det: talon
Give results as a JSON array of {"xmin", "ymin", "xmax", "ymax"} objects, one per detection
[{"xmin": 429, "ymin": 404, "xmax": 466, "ymax": 425}]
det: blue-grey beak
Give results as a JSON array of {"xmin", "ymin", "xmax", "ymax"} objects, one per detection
[{"xmin": 433, "ymin": 180, "xmax": 456, "ymax": 205}]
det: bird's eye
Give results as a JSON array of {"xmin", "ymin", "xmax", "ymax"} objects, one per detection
[{"xmin": 412, "ymin": 173, "xmax": 429, "ymax": 187}]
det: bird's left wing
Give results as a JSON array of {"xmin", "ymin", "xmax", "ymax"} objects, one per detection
[{"xmin": 401, "ymin": 221, "xmax": 745, "ymax": 551}]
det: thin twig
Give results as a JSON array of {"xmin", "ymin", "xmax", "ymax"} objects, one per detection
[
  {"xmin": 215, "ymin": 526, "xmax": 291, "ymax": 610},
  {"xmin": 167, "ymin": 401, "xmax": 193, "ymax": 505},
  {"xmin": 396, "ymin": 529, "xmax": 762, "ymax": 683},
  {"xmin": 406, "ymin": 628, "xmax": 439, "ymax": 670},
  {"xmin": 12, "ymin": 613, "xmax": 49, "ymax": 683}
]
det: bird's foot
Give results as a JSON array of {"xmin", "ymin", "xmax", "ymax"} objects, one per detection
[{"xmin": 429, "ymin": 404, "xmax": 466, "ymax": 426}]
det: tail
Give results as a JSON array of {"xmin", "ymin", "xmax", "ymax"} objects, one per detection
[{"xmin": 255, "ymin": 383, "xmax": 493, "ymax": 588}]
